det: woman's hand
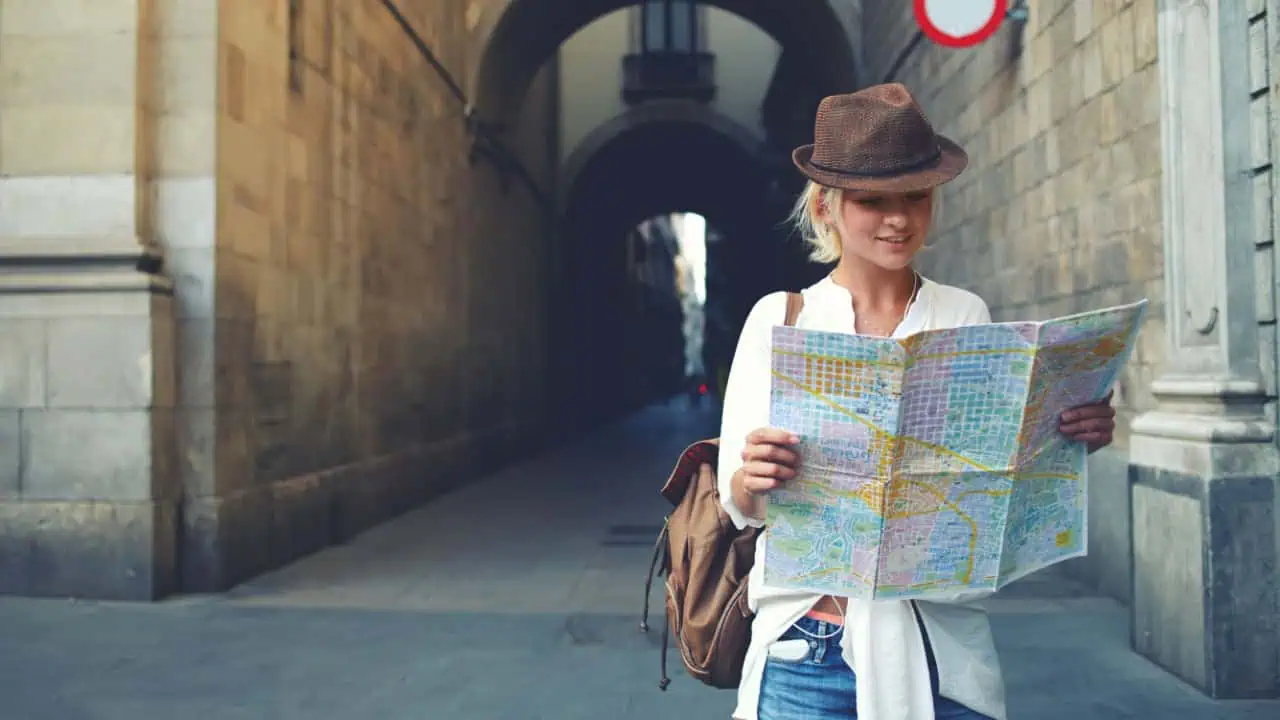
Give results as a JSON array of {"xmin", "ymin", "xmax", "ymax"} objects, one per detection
[
  {"xmin": 730, "ymin": 427, "xmax": 801, "ymax": 520},
  {"xmin": 1059, "ymin": 391, "xmax": 1116, "ymax": 453},
  {"xmin": 739, "ymin": 427, "xmax": 802, "ymax": 493}
]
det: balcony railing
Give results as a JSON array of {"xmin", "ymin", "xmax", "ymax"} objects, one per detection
[{"xmin": 622, "ymin": 51, "xmax": 716, "ymax": 104}]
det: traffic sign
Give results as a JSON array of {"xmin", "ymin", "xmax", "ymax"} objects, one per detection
[{"xmin": 914, "ymin": 0, "xmax": 1007, "ymax": 49}]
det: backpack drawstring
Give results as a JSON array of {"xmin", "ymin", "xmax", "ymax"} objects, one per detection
[
  {"xmin": 641, "ymin": 517, "xmax": 672, "ymax": 690},
  {"xmin": 659, "ymin": 608, "xmax": 671, "ymax": 690},
  {"xmin": 641, "ymin": 517, "xmax": 669, "ymax": 633}
]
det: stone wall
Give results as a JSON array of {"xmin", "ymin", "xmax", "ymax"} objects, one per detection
[
  {"xmin": 1249, "ymin": 0, "xmax": 1278, "ymax": 453},
  {"xmin": 190, "ymin": 0, "xmax": 556, "ymax": 591},
  {"xmin": 860, "ymin": 0, "xmax": 1163, "ymax": 602},
  {"xmin": 0, "ymin": 0, "xmax": 556, "ymax": 598},
  {"xmin": 1126, "ymin": 0, "xmax": 1280, "ymax": 696},
  {"xmin": 0, "ymin": 0, "xmax": 207, "ymax": 598}
]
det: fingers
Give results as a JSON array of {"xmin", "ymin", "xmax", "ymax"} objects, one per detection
[
  {"xmin": 1060, "ymin": 406, "xmax": 1115, "ymax": 452},
  {"xmin": 1059, "ymin": 416, "xmax": 1114, "ymax": 435},
  {"xmin": 741, "ymin": 459, "xmax": 797, "ymax": 481},
  {"xmin": 741, "ymin": 442, "xmax": 800, "ymax": 468},
  {"xmin": 1085, "ymin": 432, "xmax": 1114, "ymax": 454},
  {"xmin": 1060, "ymin": 402, "xmax": 1116, "ymax": 426},
  {"xmin": 740, "ymin": 460, "xmax": 795, "ymax": 495},
  {"xmin": 740, "ymin": 427, "xmax": 802, "ymax": 497},
  {"xmin": 745, "ymin": 427, "xmax": 800, "ymax": 446},
  {"xmin": 1061, "ymin": 395, "xmax": 1117, "ymax": 453}
]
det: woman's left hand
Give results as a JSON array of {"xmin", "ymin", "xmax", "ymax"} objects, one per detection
[{"xmin": 1059, "ymin": 391, "xmax": 1116, "ymax": 453}]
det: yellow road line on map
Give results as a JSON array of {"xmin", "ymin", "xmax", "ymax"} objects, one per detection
[
  {"xmin": 770, "ymin": 369, "xmax": 997, "ymax": 474},
  {"xmin": 771, "ymin": 345, "xmax": 1036, "ymax": 368},
  {"xmin": 791, "ymin": 566, "xmax": 873, "ymax": 584},
  {"xmin": 772, "ymin": 348, "xmax": 903, "ymax": 367},
  {"xmin": 909, "ymin": 347, "xmax": 1035, "ymax": 364},
  {"xmin": 956, "ymin": 488, "xmax": 1011, "ymax": 500},
  {"xmin": 877, "ymin": 575, "xmax": 999, "ymax": 592}
]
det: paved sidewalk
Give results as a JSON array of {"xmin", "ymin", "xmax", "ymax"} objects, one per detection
[{"xmin": 2, "ymin": 402, "xmax": 1277, "ymax": 719}]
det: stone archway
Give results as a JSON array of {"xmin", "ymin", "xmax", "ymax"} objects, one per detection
[
  {"xmin": 550, "ymin": 114, "xmax": 791, "ymax": 427},
  {"xmin": 471, "ymin": 0, "xmax": 859, "ymax": 128},
  {"xmin": 558, "ymin": 99, "xmax": 771, "ymax": 217}
]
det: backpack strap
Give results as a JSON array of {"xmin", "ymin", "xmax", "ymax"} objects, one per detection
[{"xmin": 784, "ymin": 292, "xmax": 804, "ymax": 326}]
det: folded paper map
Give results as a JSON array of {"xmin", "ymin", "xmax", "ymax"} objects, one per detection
[{"xmin": 764, "ymin": 299, "xmax": 1148, "ymax": 600}]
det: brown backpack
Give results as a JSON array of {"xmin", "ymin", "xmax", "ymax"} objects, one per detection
[{"xmin": 641, "ymin": 293, "xmax": 804, "ymax": 690}]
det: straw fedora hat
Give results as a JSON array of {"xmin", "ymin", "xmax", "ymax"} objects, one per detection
[{"xmin": 792, "ymin": 83, "xmax": 968, "ymax": 192}]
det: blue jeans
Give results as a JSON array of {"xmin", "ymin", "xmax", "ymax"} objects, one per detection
[{"xmin": 757, "ymin": 616, "xmax": 992, "ymax": 719}]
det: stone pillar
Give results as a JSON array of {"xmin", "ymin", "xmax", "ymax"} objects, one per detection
[
  {"xmin": 1128, "ymin": 0, "xmax": 1280, "ymax": 698},
  {"xmin": 0, "ymin": 0, "xmax": 179, "ymax": 599}
]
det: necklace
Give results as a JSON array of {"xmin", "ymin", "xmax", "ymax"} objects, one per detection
[{"xmin": 854, "ymin": 271, "xmax": 919, "ymax": 337}]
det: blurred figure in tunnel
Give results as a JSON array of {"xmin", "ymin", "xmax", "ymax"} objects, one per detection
[{"xmin": 715, "ymin": 84, "xmax": 1119, "ymax": 720}]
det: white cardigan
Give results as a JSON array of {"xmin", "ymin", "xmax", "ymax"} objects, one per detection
[{"xmin": 717, "ymin": 275, "xmax": 1008, "ymax": 720}]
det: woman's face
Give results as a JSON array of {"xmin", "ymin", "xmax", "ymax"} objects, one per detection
[{"xmin": 825, "ymin": 189, "xmax": 934, "ymax": 271}]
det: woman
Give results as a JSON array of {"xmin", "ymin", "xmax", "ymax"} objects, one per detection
[{"xmin": 717, "ymin": 84, "xmax": 1117, "ymax": 720}]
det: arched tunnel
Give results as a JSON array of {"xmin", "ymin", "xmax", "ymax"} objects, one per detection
[
  {"xmin": 556, "ymin": 112, "xmax": 797, "ymax": 427},
  {"xmin": 473, "ymin": 0, "xmax": 859, "ymax": 432}
]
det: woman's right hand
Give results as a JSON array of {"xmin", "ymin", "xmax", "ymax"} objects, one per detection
[{"xmin": 734, "ymin": 427, "xmax": 802, "ymax": 497}]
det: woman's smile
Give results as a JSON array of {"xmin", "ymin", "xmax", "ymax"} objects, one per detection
[{"xmin": 876, "ymin": 234, "xmax": 913, "ymax": 247}]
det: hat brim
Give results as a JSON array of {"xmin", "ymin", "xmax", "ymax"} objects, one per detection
[{"xmin": 791, "ymin": 135, "xmax": 968, "ymax": 192}]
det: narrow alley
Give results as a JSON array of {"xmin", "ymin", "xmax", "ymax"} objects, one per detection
[
  {"xmin": 1, "ymin": 403, "xmax": 1275, "ymax": 719},
  {"xmin": 4, "ymin": 0, "xmax": 1280, "ymax": 715}
]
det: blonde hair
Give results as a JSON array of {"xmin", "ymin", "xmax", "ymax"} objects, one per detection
[
  {"xmin": 787, "ymin": 181, "xmax": 944, "ymax": 263},
  {"xmin": 787, "ymin": 181, "xmax": 845, "ymax": 264}
]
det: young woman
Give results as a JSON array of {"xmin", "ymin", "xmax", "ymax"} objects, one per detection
[{"xmin": 717, "ymin": 84, "xmax": 1117, "ymax": 720}]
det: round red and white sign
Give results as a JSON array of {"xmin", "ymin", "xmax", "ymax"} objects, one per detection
[{"xmin": 914, "ymin": 0, "xmax": 1007, "ymax": 49}]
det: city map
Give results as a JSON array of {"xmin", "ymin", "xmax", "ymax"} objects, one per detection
[{"xmin": 763, "ymin": 299, "xmax": 1148, "ymax": 600}]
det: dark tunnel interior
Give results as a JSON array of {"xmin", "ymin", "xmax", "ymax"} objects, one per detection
[{"xmin": 551, "ymin": 117, "xmax": 829, "ymax": 430}]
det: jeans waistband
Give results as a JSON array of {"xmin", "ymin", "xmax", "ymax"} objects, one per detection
[
  {"xmin": 784, "ymin": 614, "xmax": 844, "ymax": 649},
  {"xmin": 783, "ymin": 611, "xmax": 942, "ymax": 693}
]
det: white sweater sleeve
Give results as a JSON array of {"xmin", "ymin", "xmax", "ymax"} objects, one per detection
[
  {"xmin": 961, "ymin": 296, "xmax": 992, "ymax": 326},
  {"xmin": 717, "ymin": 291, "xmax": 789, "ymax": 531}
]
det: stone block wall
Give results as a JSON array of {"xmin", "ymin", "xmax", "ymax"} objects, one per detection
[
  {"xmin": 859, "ymin": 0, "xmax": 1162, "ymax": 602},
  {"xmin": 0, "ymin": 0, "xmax": 211, "ymax": 598},
  {"xmin": 189, "ymin": 0, "xmax": 556, "ymax": 590}
]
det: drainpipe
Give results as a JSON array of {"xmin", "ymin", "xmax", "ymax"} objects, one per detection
[
  {"xmin": 378, "ymin": 0, "xmax": 554, "ymax": 216},
  {"xmin": 881, "ymin": 30, "xmax": 925, "ymax": 84}
]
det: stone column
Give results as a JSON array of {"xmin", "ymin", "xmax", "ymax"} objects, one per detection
[
  {"xmin": 0, "ymin": 0, "xmax": 179, "ymax": 599},
  {"xmin": 1128, "ymin": 0, "xmax": 1280, "ymax": 698}
]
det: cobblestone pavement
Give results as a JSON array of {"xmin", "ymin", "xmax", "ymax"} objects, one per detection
[{"xmin": 2, "ymin": 402, "xmax": 1277, "ymax": 719}]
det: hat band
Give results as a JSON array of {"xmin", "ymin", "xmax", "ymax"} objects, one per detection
[{"xmin": 808, "ymin": 145, "xmax": 942, "ymax": 178}]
